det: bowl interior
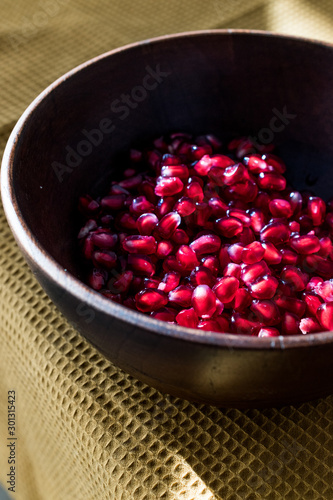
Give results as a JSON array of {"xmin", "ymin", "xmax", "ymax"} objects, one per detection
[{"xmin": 8, "ymin": 31, "xmax": 333, "ymax": 284}]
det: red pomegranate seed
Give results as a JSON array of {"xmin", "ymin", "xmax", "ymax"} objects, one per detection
[
  {"xmin": 269, "ymin": 199, "xmax": 293, "ymax": 218},
  {"xmin": 118, "ymin": 213, "xmax": 137, "ymax": 230},
  {"xmin": 316, "ymin": 302, "xmax": 333, "ymax": 330},
  {"xmin": 201, "ymin": 255, "xmax": 220, "ymax": 276},
  {"xmin": 280, "ymin": 248, "xmax": 299, "ymax": 266},
  {"xmin": 101, "ymin": 291, "xmax": 122, "ymax": 302},
  {"xmin": 263, "ymin": 154, "xmax": 286, "ymax": 174},
  {"xmin": 151, "ymin": 307, "xmax": 177, "ymax": 322},
  {"xmin": 226, "ymin": 209, "xmax": 251, "ymax": 228},
  {"xmin": 192, "ymin": 202, "xmax": 211, "ymax": 226},
  {"xmin": 122, "ymin": 235, "xmax": 157, "ymax": 254},
  {"xmin": 226, "ymin": 180, "xmax": 258, "ymax": 202},
  {"xmin": 135, "ymin": 289, "xmax": 168, "ymax": 312},
  {"xmin": 249, "ymin": 275, "xmax": 279, "ymax": 299},
  {"xmin": 222, "ymin": 163, "xmax": 245, "ymax": 185},
  {"xmin": 156, "ymin": 240, "xmax": 174, "ymax": 259},
  {"xmin": 130, "ymin": 196, "xmax": 154, "ymax": 214},
  {"xmin": 223, "ymin": 263, "xmax": 241, "ymax": 279},
  {"xmin": 78, "ymin": 219, "xmax": 97, "ymax": 239},
  {"xmin": 161, "ymin": 164, "xmax": 189, "ymax": 179},
  {"xmin": 281, "ymin": 312, "xmax": 300, "ymax": 335},
  {"xmin": 241, "ymin": 241, "xmax": 265, "ymax": 265},
  {"xmin": 100, "ymin": 194, "xmax": 126, "ymax": 212},
  {"xmin": 218, "ymin": 245, "xmax": 231, "ymax": 270},
  {"xmin": 215, "ymin": 217, "xmax": 243, "ymax": 238},
  {"xmin": 190, "ymin": 266, "xmax": 214, "ymax": 287},
  {"xmin": 306, "ymin": 276, "xmax": 324, "ymax": 292},
  {"xmin": 213, "ymin": 276, "xmax": 239, "ymax": 303},
  {"xmin": 318, "ymin": 236, "xmax": 333, "ymax": 257},
  {"xmin": 208, "ymin": 197, "xmax": 228, "ymax": 217},
  {"xmin": 258, "ymin": 327, "xmax": 280, "ymax": 338},
  {"xmin": 171, "ymin": 229, "xmax": 189, "ymax": 245},
  {"xmin": 168, "ymin": 285, "xmax": 193, "ymax": 308},
  {"xmin": 193, "ymin": 155, "xmax": 213, "ymax": 176},
  {"xmin": 302, "ymin": 292, "xmax": 323, "ymax": 317},
  {"xmin": 239, "ymin": 227, "xmax": 256, "ymax": 246},
  {"xmin": 215, "ymin": 315, "xmax": 230, "ymax": 332},
  {"xmin": 290, "ymin": 234, "xmax": 321, "ymax": 254},
  {"xmin": 288, "ymin": 191, "xmax": 303, "ymax": 214},
  {"xmin": 155, "ymin": 176, "xmax": 184, "ymax": 197},
  {"xmin": 260, "ymin": 221, "xmax": 290, "ymax": 245},
  {"xmin": 241, "ymin": 261, "xmax": 270, "ymax": 285},
  {"xmin": 281, "ymin": 265, "xmax": 308, "ymax": 292},
  {"xmin": 197, "ymin": 319, "xmax": 222, "ymax": 332},
  {"xmin": 91, "ymin": 231, "xmax": 118, "ymax": 249},
  {"xmin": 136, "ymin": 213, "xmax": 158, "ymax": 236},
  {"xmin": 262, "ymin": 242, "xmax": 282, "ymax": 265},
  {"xmin": 157, "ymin": 212, "xmax": 181, "ymax": 238},
  {"xmin": 247, "ymin": 208, "xmax": 265, "ymax": 234},
  {"xmin": 308, "ymin": 196, "xmax": 326, "ymax": 226},
  {"xmin": 190, "ymin": 234, "xmax": 221, "ymax": 255},
  {"xmin": 185, "ymin": 180, "xmax": 204, "ymax": 202},
  {"xmin": 274, "ymin": 295, "xmax": 306, "ymax": 317},
  {"xmin": 257, "ymin": 172, "xmax": 286, "ymax": 191},
  {"xmin": 228, "ymin": 243, "xmax": 244, "ymax": 263},
  {"xmin": 127, "ymin": 254, "xmax": 155, "ymax": 276},
  {"xmin": 250, "ymin": 300, "xmax": 281, "ymax": 326},
  {"xmin": 229, "ymin": 288, "xmax": 252, "ymax": 311},
  {"xmin": 88, "ymin": 268, "xmax": 108, "ymax": 290},
  {"xmin": 289, "ymin": 220, "xmax": 300, "ymax": 233},
  {"xmin": 191, "ymin": 285, "xmax": 217, "ymax": 318},
  {"xmin": 231, "ymin": 312, "xmax": 261, "ymax": 335},
  {"xmin": 313, "ymin": 280, "xmax": 333, "ymax": 302},
  {"xmin": 156, "ymin": 197, "xmax": 176, "ymax": 217},
  {"xmin": 82, "ymin": 234, "xmax": 94, "ymax": 260},
  {"xmin": 299, "ymin": 317, "xmax": 322, "ymax": 334},
  {"xmin": 143, "ymin": 277, "xmax": 161, "ymax": 289},
  {"xmin": 119, "ymin": 174, "xmax": 142, "ymax": 190},
  {"xmin": 92, "ymin": 250, "xmax": 117, "ymax": 270},
  {"xmin": 174, "ymin": 197, "xmax": 196, "ymax": 216},
  {"xmin": 108, "ymin": 270, "xmax": 133, "ymax": 294},
  {"xmin": 243, "ymin": 154, "xmax": 269, "ymax": 173},
  {"xmin": 176, "ymin": 308, "xmax": 198, "ymax": 328},
  {"xmin": 302, "ymin": 255, "xmax": 333, "ymax": 278},
  {"xmin": 176, "ymin": 245, "xmax": 199, "ymax": 270},
  {"xmin": 162, "ymin": 255, "xmax": 184, "ymax": 274},
  {"xmin": 157, "ymin": 272, "xmax": 181, "ymax": 293},
  {"xmin": 254, "ymin": 191, "xmax": 271, "ymax": 212},
  {"xmin": 78, "ymin": 195, "xmax": 100, "ymax": 215}
]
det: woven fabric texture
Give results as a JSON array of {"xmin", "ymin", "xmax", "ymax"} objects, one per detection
[{"xmin": 0, "ymin": 1, "xmax": 333, "ymax": 499}]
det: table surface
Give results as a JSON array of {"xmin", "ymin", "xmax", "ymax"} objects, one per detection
[{"xmin": 0, "ymin": 1, "xmax": 333, "ymax": 499}]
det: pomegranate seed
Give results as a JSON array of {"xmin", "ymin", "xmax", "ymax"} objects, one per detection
[
  {"xmin": 316, "ymin": 302, "xmax": 333, "ymax": 330},
  {"xmin": 239, "ymin": 227, "xmax": 256, "ymax": 246},
  {"xmin": 231, "ymin": 312, "xmax": 261, "ymax": 335},
  {"xmin": 156, "ymin": 240, "xmax": 174, "ymax": 259},
  {"xmin": 306, "ymin": 276, "xmax": 324, "ymax": 292},
  {"xmin": 226, "ymin": 209, "xmax": 251, "ymax": 226},
  {"xmin": 257, "ymin": 172, "xmax": 286, "ymax": 191},
  {"xmin": 119, "ymin": 174, "xmax": 142, "ymax": 190},
  {"xmin": 223, "ymin": 263, "xmax": 241, "ymax": 279},
  {"xmin": 151, "ymin": 307, "xmax": 177, "ymax": 322},
  {"xmin": 262, "ymin": 242, "xmax": 282, "ymax": 265},
  {"xmin": 263, "ymin": 154, "xmax": 286, "ymax": 174},
  {"xmin": 303, "ymin": 292, "xmax": 323, "ymax": 317},
  {"xmin": 174, "ymin": 197, "xmax": 196, "ymax": 216},
  {"xmin": 249, "ymin": 275, "xmax": 279, "ymax": 299},
  {"xmin": 127, "ymin": 254, "xmax": 155, "ymax": 276},
  {"xmin": 244, "ymin": 154, "xmax": 269, "ymax": 173},
  {"xmin": 193, "ymin": 155, "xmax": 213, "ymax": 176},
  {"xmin": 269, "ymin": 199, "xmax": 293, "ymax": 218},
  {"xmin": 197, "ymin": 319, "xmax": 222, "ymax": 332},
  {"xmin": 215, "ymin": 315, "xmax": 230, "ymax": 332},
  {"xmin": 108, "ymin": 270, "xmax": 133, "ymax": 294},
  {"xmin": 82, "ymin": 234, "xmax": 94, "ymax": 260},
  {"xmin": 155, "ymin": 176, "xmax": 184, "ymax": 197},
  {"xmin": 168, "ymin": 285, "xmax": 193, "ymax": 308},
  {"xmin": 91, "ymin": 231, "xmax": 118, "ymax": 249},
  {"xmin": 130, "ymin": 196, "xmax": 154, "ymax": 215},
  {"xmin": 241, "ymin": 261, "xmax": 270, "ymax": 285},
  {"xmin": 213, "ymin": 276, "xmax": 239, "ymax": 303},
  {"xmin": 281, "ymin": 312, "xmax": 300, "ymax": 335},
  {"xmin": 163, "ymin": 255, "xmax": 184, "ymax": 274},
  {"xmin": 161, "ymin": 164, "xmax": 189, "ymax": 179},
  {"xmin": 185, "ymin": 180, "xmax": 204, "ymax": 202},
  {"xmin": 258, "ymin": 327, "xmax": 280, "ymax": 338},
  {"xmin": 289, "ymin": 220, "xmax": 300, "ymax": 233},
  {"xmin": 201, "ymin": 255, "xmax": 220, "ymax": 276},
  {"xmin": 318, "ymin": 236, "xmax": 333, "ymax": 257},
  {"xmin": 176, "ymin": 308, "xmax": 198, "ymax": 328},
  {"xmin": 156, "ymin": 197, "xmax": 176, "ymax": 217},
  {"xmin": 248, "ymin": 208, "xmax": 265, "ymax": 233},
  {"xmin": 88, "ymin": 268, "xmax": 108, "ymax": 290},
  {"xmin": 157, "ymin": 212, "xmax": 181, "ymax": 238},
  {"xmin": 218, "ymin": 245, "xmax": 231, "ymax": 270},
  {"xmin": 260, "ymin": 221, "xmax": 290, "ymax": 244},
  {"xmin": 228, "ymin": 243, "xmax": 244, "ymax": 263},
  {"xmin": 308, "ymin": 196, "xmax": 326, "ymax": 226},
  {"xmin": 274, "ymin": 295, "xmax": 306, "ymax": 317},
  {"xmin": 92, "ymin": 250, "xmax": 117, "ymax": 270},
  {"xmin": 250, "ymin": 300, "xmax": 281, "ymax": 326},
  {"xmin": 313, "ymin": 280, "xmax": 333, "ymax": 302},
  {"xmin": 229, "ymin": 288, "xmax": 252, "ymax": 311},
  {"xmin": 190, "ymin": 234, "xmax": 221, "ymax": 255},
  {"xmin": 254, "ymin": 191, "xmax": 271, "ymax": 212},
  {"xmin": 208, "ymin": 197, "xmax": 228, "ymax": 217},
  {"xmin": 143, "ymin": 277, "xmax": 161, "ymax": 289},
  {"xmin": 135, "ymin": 289, "xmax": 168, "ymax": 312},
  {"xmin": 78, "ymin": 219, "xmax": 97, "ymax": 239},
  {"xmin": 101, "ymin": 291, "xmax": 122, "ymax": 303},
  {"xmin": 137, "ymin": 213, "xmax": 159, "ymax": 236},
  {"xmin": 280, "ymin": 248, "xmax": 299, "ymax": 266},
  {"xmin": 78, "ymin": 195, "xmax": 100, "ymax": 215},
  {"xmin": 117, "ymin": 213, "xmax": 137, "ymax": 230},
  {"xmin": 122, "ymin": 235, "xmax": 157, "ymax": 254},
  {"xmin": 176, "ymin": 245, "xmax": 199, "ymax": 270},
  {"xmin": 215, "ymin": 217, "xmax": 243, "ymax": 238},
  {"xmin": 241, "ymin": 241, "xmax": 265, "ymax": 265},
  {"xmin": 299, "ymin": 317, "xmax": 322, "ymax": 334},
  {"xmin": 221, "ymin": 163, "xmax": 245, "ymax": 185},
  {"xmin": 172, "ymin": 229, "xmax": 189, "ymax": 245},
  {"xmin": 290, "ymin": 234, "xmax": 321, "ymax": 254},
  {"xmin": 226, "ymin": 180, "xmax": 258, "ymax": 202},
  {"xmin": 281, "ymin": 265, "xmax": 308, "ymax": 292},
  {"xmin": 191, "ymin": 285, "xmax": 217, "ymax": 318},
  {"xmin": 302, "ymin": 255, "xmax": 333, "ymax": 278},
  {"xmin": 158, "ymin": 272, "xmax": 181, "ymax": 293},
  {"xmin": 190, "ymin": 266, "xmax": 214, "ymax": 287}
]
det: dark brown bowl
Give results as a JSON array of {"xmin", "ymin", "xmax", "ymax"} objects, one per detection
[{"xmin": 2, "ymin": 30, "xmax": 333, "ymax": 408}]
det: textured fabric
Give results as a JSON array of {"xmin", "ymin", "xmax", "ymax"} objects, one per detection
[{"xmin": 1, "ymin": 1, "xmax": 333, "ymax": 499}]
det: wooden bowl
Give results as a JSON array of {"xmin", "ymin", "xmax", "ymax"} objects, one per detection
[{"xmin": 2, "ymin": 30, "xmax": 333, "ymax": 407}]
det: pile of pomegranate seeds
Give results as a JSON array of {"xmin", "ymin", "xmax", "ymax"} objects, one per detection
[{"xmin": 77, "ymin": 132, "xmax": 333, "ymax": 336}]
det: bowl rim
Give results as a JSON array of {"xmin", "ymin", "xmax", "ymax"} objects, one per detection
[{"xmin": 2, "ymin": 28, "xmax": 333, "ymax": 351}]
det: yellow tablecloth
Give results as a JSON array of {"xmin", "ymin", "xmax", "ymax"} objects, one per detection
[{"xmin": 0, "ymin": 1, "xmax": 332, "ymax": 498}]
